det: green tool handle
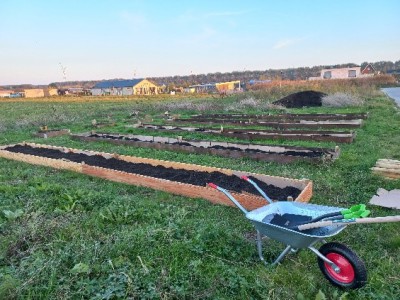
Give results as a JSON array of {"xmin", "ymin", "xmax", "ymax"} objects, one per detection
[{"xmin": 297, "ymin": 215, "xmax": 400, "ymax": 231}]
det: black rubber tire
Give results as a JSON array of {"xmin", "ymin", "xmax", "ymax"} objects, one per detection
[{"xmin": 317, "ymin": 242, "xmax": 367, "ymax": 289}]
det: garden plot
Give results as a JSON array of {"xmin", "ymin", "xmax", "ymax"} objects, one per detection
[
  {"xmin": 0, "ymin": 143, "xmax": 312, "ymax": 210},
  {"xmin": 71, "ymin": 132, "xmax": 340, "ymax": 163},
  {"xmin": 188, "ymin": 112, "xmax": 368, "ymax": 121},
  {"xmin": 34, "ymin": 128, "xmax": 71, "ymax": 138},
  {"xmin": 170, "ymin": 118, "xmax": 363, "ymax": 129},
  {"xmin": 136, "ymin": 124, "xmax": 356, "ymax": 143}
]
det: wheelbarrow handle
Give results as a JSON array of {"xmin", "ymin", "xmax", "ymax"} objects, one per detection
[
  {"xmin": 297, "ymin": 215, "xmax": 400, "ymax": 231},
  {"xmin": 207, "ymin": 183, "xmax": 248, "ymax": 214},
  {"xmin": 241, "ymin": 175, "xmax": 273, "ymax": 204}
]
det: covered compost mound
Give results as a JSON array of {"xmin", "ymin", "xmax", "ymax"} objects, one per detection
[{"xmin": 273, "ymin": 91, "xmax": 327, "ymax": 108}]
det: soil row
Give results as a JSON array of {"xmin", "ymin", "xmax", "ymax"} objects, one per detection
[
  {"xmin": 137, "ymin": 124, "xmax": 355, "ymax": 143},
  {"xmin": 189, "ymin": 113, "xmax": 368, "ymax": 121},
  {"xmin": 4, "ymin": 144, "xmax": 301, "ymax": 200},
  {"xmin": 86, "ymin": 133, "xmax": 329, "ymax": 158}
]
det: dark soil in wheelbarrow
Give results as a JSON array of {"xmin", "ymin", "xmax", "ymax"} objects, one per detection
[
  {"xmin": 5, "ymin": 144, "xmax": 301, "ymax": 200},
  {"xmin": 273, "ymin": 91, "xmax": 327, "ymax": 108}
]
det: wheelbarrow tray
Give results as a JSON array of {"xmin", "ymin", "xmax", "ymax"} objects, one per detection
[{"xmin": 246, "ymin": 202, "xmax": 347, "ymax": 249}]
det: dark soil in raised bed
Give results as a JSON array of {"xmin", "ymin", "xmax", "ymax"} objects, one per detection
[
  {"xmin": 5, "ymin": 144, "xmax": 301, "ymax": 200},
  {"xmin": 208, "ymin": 145, "xmax": 324, "ymax": 158},
  {"xmin": 89, "ymin": 134, "xmax": 326, "ymax": 158},
  {"xmin": 38, "ymin": 129, "xmax": 66, "ymax": 133},
  {"xmin": 273, "ymin": 91, "xmax": 327, "ymax": 108}
]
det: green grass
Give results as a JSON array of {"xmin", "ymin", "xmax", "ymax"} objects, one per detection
[{"xmin": 0, "ymin": 90, "xmax": 399, "ymax": 299}]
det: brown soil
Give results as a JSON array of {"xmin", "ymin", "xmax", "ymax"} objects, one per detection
[{"xmin": 5, "ymin": 144, "xmax": 301, "ymax": 200}]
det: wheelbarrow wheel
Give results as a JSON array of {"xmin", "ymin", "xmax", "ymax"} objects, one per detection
[{"xmin": 317, "ymin": 242, "xmax": 367, "ymax": 289}]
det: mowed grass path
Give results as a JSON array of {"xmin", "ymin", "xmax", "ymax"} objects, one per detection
[{"xmin": 0, "ymin": 92, "xmax": 399, "ymax": 299}]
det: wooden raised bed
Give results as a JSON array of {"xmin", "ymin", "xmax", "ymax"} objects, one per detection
[
  {"xmin": 136, "ymin": 124, "xmax": 356, "ymax": 143},
  {"xmin": 35, "ymin": 129, "xmax": 70, "ymax": 138},
  {"xmin": 0, "ymin": 143, "xmax": 313, "ymax": 210},
  {"xmin": 71, "ymin": 132, "xmax": 340, "ymax": 163},
  {"xmin": 189, "ymin": 113, "xmax": 368, "ymax": 121},
  {"xmin": 372, "ymin": 159, "xmax": 400, "ymax": 179},
  {"xmin": 169, "ymin": 118, "xmax": 363, "ymax": 129}
]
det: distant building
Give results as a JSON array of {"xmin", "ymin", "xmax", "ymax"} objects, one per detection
[
  {"xmin": 44, "ymin": 88, "xmax": 58, "ymax": 97},
  {"xmin": 215, "ymin": 80, "xmax": 241, "ymax": 92},
  {"xmin": 321, "ymin": 67, "xmax": 361, "ymax": 79},
  {"xmin": 309, "ymin": 66, "xmax": 374, "ymax": 80},
  {"xmin": 188, "ymin": 80, "xmax": 241, "ymax": 94},
  {"xmin": 91, "ymin": 79, "xmax": 160, "ymax": 96},
  {"xmin": 24, "ymin": 89, "xmax": 45, "ymax": 98},
  {"xmin": 248, "ymin": 79, "xmax": 272, "ymax": 86},
  {"xmin": 188, "ymin": 83, "xmax": 217, "ymax": 93},
  {"xmin": 0, "ymin": 90, "xmax": 14, "ymax": 98}
]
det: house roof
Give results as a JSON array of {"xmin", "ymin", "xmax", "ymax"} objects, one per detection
[
  {"xmin": 321, "ymin": 66, "xmax": 361, "ymax": 72},
  {"xmin": 361, "ymin": 63, "xmax": 376, "ymax": 73},
  {"xmin": 93, "ymin": 79, "xmax": 144, "ymax": 89}
]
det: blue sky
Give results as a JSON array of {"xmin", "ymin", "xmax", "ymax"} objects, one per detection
[{"xmin": 1, "ymin": 0, "xmax": 399, "ymax": 85}]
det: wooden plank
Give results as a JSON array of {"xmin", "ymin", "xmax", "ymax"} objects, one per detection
[
  {"xmin": 372, "ymin": 171, "xmax": 400, "ymax": 179},
  {"xmin": 34, "ymin": 129, "xmax": 70, "ymax": 138},
  {"xmin": 375, "ymin": 162, "xmax": 400, "ymax": 170},
  {"xmin": 0, "ymin": 149, "xmax": 83, "ymax": 173},
  {"xmin": 372, "ymin": 167, "xmax": 400, "ymax": 175},
  {"xmin": 377, "ymin": 159, "xmax": 400, "ymax": 165}
]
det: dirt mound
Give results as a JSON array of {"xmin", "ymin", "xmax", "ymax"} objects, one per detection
[{"xmin": 273, "ymin": 91, "xmax": 327, "ymax": 108}]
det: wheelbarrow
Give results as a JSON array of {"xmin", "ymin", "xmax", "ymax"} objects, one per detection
[{"xmin": 208, "ymin": 178, "xmax": 368, "ymax": 289}]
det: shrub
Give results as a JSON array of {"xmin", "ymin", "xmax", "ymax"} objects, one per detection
[{"xmin": 322, "ymin": 92, "xmax": 364, "ymax": 107}]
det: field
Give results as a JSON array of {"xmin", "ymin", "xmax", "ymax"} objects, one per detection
[{"xmin": 1, "ymin": 81, "xmax": 400, "ymax": 299}]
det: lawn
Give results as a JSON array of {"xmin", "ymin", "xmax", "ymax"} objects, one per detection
[{"xmin": 0, "ymin": 85, "xmax": 399, "ymax": 299}]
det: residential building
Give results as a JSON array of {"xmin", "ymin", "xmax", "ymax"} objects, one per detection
[
  {"xmin": 0, "ymin": 90, "xmax": 14, "ymax": 97},
  {"xmin": 91, "ymin": 79, "xmax": 160, "ymax": 96},
  {"xmin": 24, "ymin": 89, "xmax": 45, "ymax": 98},
  {"xmin": 309, "ymin": 66, "xmax": 374, "ymax": 80}
]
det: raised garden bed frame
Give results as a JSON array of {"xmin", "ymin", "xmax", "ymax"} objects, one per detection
[
  {"xmin": 71, "ymin": 132, "xmax": 340, "ymax": 163},
  {"xmin": 136, "ymin": 124, "xmax": 356, "ymax": 143},
  {"xmin": 35, "ymin": 129, "xmax": 71, "ymax": 138},
  {"xmin": 169, "ymin": 119, "xmax": 363, "ymax": 129},
  {"xmin": 189, "ymin": 113, "xmax": 368, "ymax": 121},
  {"xmin": 0, "ymin": 143, "xmax": 313, "ymax": 210}
]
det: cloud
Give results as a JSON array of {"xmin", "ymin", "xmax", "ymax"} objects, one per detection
[{"xmin": 273, "ymin": 38, "xmax": 304, "ymax": 49}]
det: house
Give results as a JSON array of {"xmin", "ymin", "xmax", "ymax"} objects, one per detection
[
  {"xmin": 44, "ymin": 88, "xmax": 58, "ymax": 97},
  {"xmin": 0, "ymin": 90, "xmax": 14, "ymax": 98},
  {"xmin": 309, "ymin": 66, "xmax": 375, "ymax": 80},
  {"xmin": 91, "ymin": 79, "xmax": 160, "ymax": 96},
  {"xmin": 24, "ymin": 89, "xmax": 44, "ymax": 98},
  {"xmin": 188, "ymin": 83, "xmax": 217, "ymax": 93},
  {"xmin": 215, "ymin": 80, "xmax": 241, "ymax": 92},
  {"xmin": 320, "ymin": 67, "xmax": 362, "ymax": 79}
]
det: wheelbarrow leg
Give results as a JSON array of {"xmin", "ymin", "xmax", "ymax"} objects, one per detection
[
  {"xmin": 308, "ymin": 246, "xmax": 340, "ymax": 273},
  {"xmin": 256, "ymin": 230, "xmax": 292, "ymax": 266}
]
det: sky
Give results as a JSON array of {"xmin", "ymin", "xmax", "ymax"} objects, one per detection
[{"xmin": 1, "ymin": 0, "xmax": 399, "ymax": 85}]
